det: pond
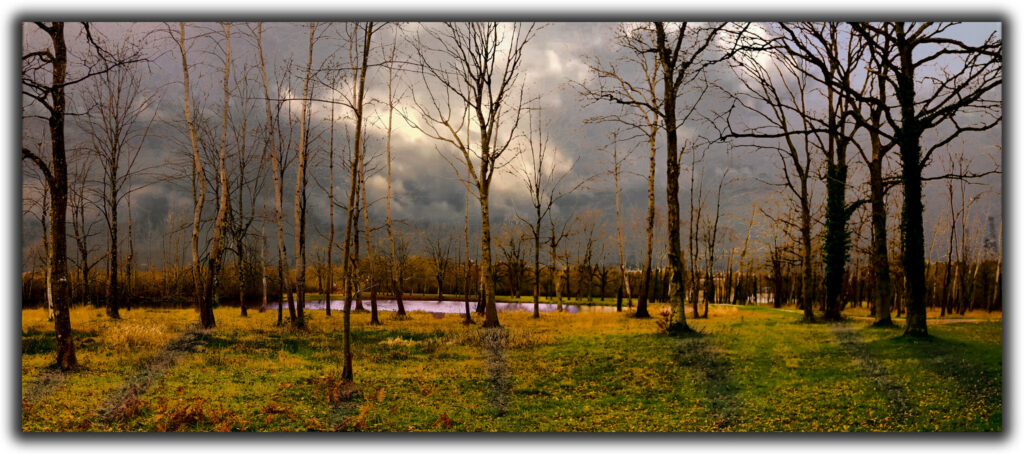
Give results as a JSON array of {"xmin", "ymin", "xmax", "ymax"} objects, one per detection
[{"xmin": 299, "ymin": 299, "xmax": 614, "ymax": 314}]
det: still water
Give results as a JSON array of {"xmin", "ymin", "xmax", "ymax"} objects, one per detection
[{"xmin": 300, "ymin": 299, "xmax": 615, "ymax": 314}]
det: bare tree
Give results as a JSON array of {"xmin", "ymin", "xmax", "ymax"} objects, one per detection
[
  {"xmin": 573, "ymin": 208, "xmax": 606, "ymax": 303},
  {"xmin": 855, "ymin": 23, "xmax": 898, "ymax": 326},
  {"xmin": 195, "ymin": 22, "xmax": 236, "ymax": 330},
  {"xmin": 725, "ymin": 34, "xmax": 818, "ymax": 321},
  {"xmin": 23, "ymin": 22, "xmax": 142, "ymax": 367},
  {"xmin": 340, "ymin": 21, "xmax": 377, "ymax": 381},
  {"xmin": 512, "ymin": 106, "xmax": 582, "ymax": 317},
  {"xmin": 255, "ymin": 23, "xmax": 297, "ymax": 326},
  {"xmin": 81, "ymin": 42, "xmax": 156, "ymax": 319},
  {"xmin": 547, "ymin": 212, "xmax": 575, "ymax": 311},
  {"xmin": 577, "ymin": 23, "xmax": 664, "ymax": 319},
  {"xmin": 24, "ymin": 175, "xmax": 53, "ymax": 319},
  {"xmin": 685, "ymin": 144, "xmax": 707, "ymax": 318},
  {"xmin": 496, "ymin": 222, "xmax": 529, "ymax": 300},
  {"xmin": 68, "ymin": 158, "xmax": 102, "ymax": 308},
  {"xmin": 425, "ymin": 225, "xmax": 455, "ymax": 302},
  {"xmin": 848, "ymin": 22, "xmax": 1001, "ymax": 336},
  {"xmin": 589, "ymin": 22, "xmax": 742, "ymax": 332},
  {"xmin": 700, "ymin": 165, "xmax": 733, "ymax": 317},
  {"xmin": 773, "ymin": 22, "xmax": 867, "ymax": 322},
  {"xmin": 23, "ymin": 21, "xmax": 75, "ymax": 367},
  {"xmin": 173, "ymin": 22, "xmax": 216, "ymax": 329},
  {"xmin": 461, "ymin": 180, "xmax": 474, "ymax": 324},
  {"xmin": 359, "ymin": 153, "xmax": 384, "ymax": 323},
  {"xmin": 607, "ymin": 131, "xmax": 634, "ymax": 311},
  {"xmin": 291, "ymin": 22, "xmax": 323, "ymax": 330},
  {"xmin": 411, "ymin": 22, "xmax": 538, "ymax": 328},
  {"xmin": 324, "ymin": 79, "xmax": 338, "ymax": 317}
]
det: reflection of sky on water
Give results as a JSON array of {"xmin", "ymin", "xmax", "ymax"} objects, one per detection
[{"xmin": 300, "ymin": 299, "xmax": 619, "ymax": 314}]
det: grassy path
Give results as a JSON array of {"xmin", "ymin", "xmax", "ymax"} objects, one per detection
[
  {"xmin": 672, "ymin": 334, "xmax": 743, "ymax": 429},
  {"xmin": 94, "ymin": 325, "xmax": 207, "ymax": 423},
  {"xmin": 482, "ymin": 328, "xmax": 510, "ymax": 416}
]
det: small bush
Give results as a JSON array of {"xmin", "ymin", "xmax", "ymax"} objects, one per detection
[
  {"xmin": 105, "ymin": 322, "xmax": 171, "ymax": 352},
  {"xmin": 108, "ymin": 385, "xmax": 144, "ymax": 422},
  {"xmin": 379, "ymin": 336, "xmax": 418, "ymax": 348},
  {"xmin": 153, "ymin": 397, "xmax": 208, "ymax": 431},
  {"xmin": 319, "ymin": 373, "xmax": 359, "ymax": 406},
  {"xmin": 432, "ymin": 411, "xmax": 454, "ymax": 429},
  {"xmin": 655, "ymin": 307, "xmax": 673, "ymax": 333}
]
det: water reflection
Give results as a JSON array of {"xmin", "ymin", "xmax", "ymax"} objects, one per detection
[{"xmin": 302, "ymin": 299, "xmax": 616, "ymax": 314}]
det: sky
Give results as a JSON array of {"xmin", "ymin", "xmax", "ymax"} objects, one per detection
[{"xmin": 19, "ymin": 21, "xmax": 1003, "ymax": 270}]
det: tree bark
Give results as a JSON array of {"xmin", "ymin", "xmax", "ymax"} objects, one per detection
[
  {"xmin": 635, "ymin": 129, "xmax": 656, "ymax": 319},
  {"xmin": 292, "ymin": 22, "xmax": 316, "ymax": 330},
  {"xmin": 341, "ymin": 22, "xmax": 374, "ymax": 381},
  {"xmin": 178, "ymin": 22, "xmax": 213, "ymax": 329},
  {"xmin": 201, "ymin": 22, "xmax": 233, "ymax": 330},
  {"xmin": 654, "ymin": 22, "xmax": 690, "ymax": 333},
  {"xmin": 479, "ymin": 186, "xmax": 500, "ymax": 327},
  {"xmin": 255, "ymin": 24, "xmax": 294, "ymax": 326},
  {"xmin": 894, "ymin": 23, "xmax": 928, "ymax": 337},
  {"xmin": 612, "ymin": 135, "xmax": 633, "ymax": 315}
]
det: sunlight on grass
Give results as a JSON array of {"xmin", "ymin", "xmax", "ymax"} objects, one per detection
[{"xmin": 21, "ymin": 304, "xmax": 1001, "ymax": 432}]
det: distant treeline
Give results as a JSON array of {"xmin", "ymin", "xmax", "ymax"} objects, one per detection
[{"xmin": 21, "ymin": 255, "xmax": 1002, "ymax": 317}]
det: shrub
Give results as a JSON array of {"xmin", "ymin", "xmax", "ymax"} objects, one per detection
[{"xmin": 105, "ymin": 322, "xmax": 170, "ymax": 352}]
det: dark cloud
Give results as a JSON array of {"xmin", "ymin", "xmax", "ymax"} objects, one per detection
[{"xmin": 21, "ymin": 21, "xmax": 1002, "ymax": 267}]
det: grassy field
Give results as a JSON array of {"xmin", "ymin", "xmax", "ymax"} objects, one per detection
[{"xmin": 20, "ymin": 303, "xmax": 1001, "ymax": 432}]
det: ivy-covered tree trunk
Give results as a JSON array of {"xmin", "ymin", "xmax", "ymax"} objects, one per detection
[
  {"xmin": 822, "ymin": 159, "xmax": 849, "ymax": 321},
  {"xmin": 895, "ymin": 24, "xmax": 928, "ymax": 337}
]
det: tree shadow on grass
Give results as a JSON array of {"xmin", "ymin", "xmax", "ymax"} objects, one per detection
[
  {"xmin": 672, "ymin": 333, "xmax": 743, "ymax": 430},
  {"xmin": 830, "ymin": 325, "xmax": 915, "ymax": 428},
  {"xmin": 22, "ymin": 327, "xmax": 102, "ymax": 356},
  {"xmin": 481, "ymin": 328, "xmax": 509, "ymax": 417},
  {"xmin": 21, "ymin": 328, "xmax": 106, "ymax": 412},
  {"xmin": 871, "ymin": 333, "xmax": 1001, "ymax": 405}
]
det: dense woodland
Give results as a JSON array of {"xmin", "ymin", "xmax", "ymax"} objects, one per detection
[{"xmin": 22, "ymin": 21, "xmax": 1001, "ymax": 376}]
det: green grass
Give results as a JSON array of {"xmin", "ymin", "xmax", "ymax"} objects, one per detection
[{"xmin": 21, "ymin": 303, "xmax": 1001, "ymax": 432}]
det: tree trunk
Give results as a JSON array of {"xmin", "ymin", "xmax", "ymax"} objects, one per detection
[
  {"xmin": 655, "ymin": 23, "xmax": 690, "ymax": 333},
  {"xmin": 106, "ymin": 184, "xmax": 120, "ymax": 319},
  {"xmin": 822, "ymin": 87, "xmax": 851, "ymax": 322},
  {"xmin": 125, "ymin": 194, "xmax": 135, "ymax": 311},
  {"xmin": 385, "ymin": 86, "xmax": 404, "ymax": 316},
  {"xmin": 868, "ymin": 120, "xmax": 893, "ymax": 326},
  {"xmin": 613, "ymin": 142, "xmax": 632, "ymax": 314},
  {"xmin": 353, "ymin": 190, "xmax": 364, "ymax": 312},
  {"xmin": 822, "ymin": 157, "xmax": 849, "ymax": 321},
  {"xmin": 292, "ymin": 23, "xmax": 315, "ymax": 331},
  {"xmin": 479, "ymin": 189, "xmax": 500, "ymax": 327},
  {"xmin": 178, "ymin": 22, "xmax": 212, "ymax": 329},
  {"xmin": 464, "ymin": 186, "xmax": 474, "ymax": 324},
  {"xmin": 238, "ymin": 232, "xmax": 247, "ymax": 317},
  {"xmin": 260, "ymin": 219, "xmax": 268, "ymax": 312},
  {"xmin": 635, "ymin": 128, "xmax": 656, "ymax": 319},
  {"xmin": 342, "ymin": 22, "xmax": 373, "ymax": 381},
  {"xmin": 34, "ymin": 22, "xmax": 78, "ymax": 369},
  {"xmin": 201, "ymin": 22, "xmax": 233, "ymax": 331},
  {"xmin": 257, "ymin": 25, "xmax": 294, "ymax": 326},
  {"xmin": 41, "ymin": 199, "xmax": 54, "ymax": 320},
  {"xmin": 896, "ymin": 24, "xmax": 928, "ymax": 337}
]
